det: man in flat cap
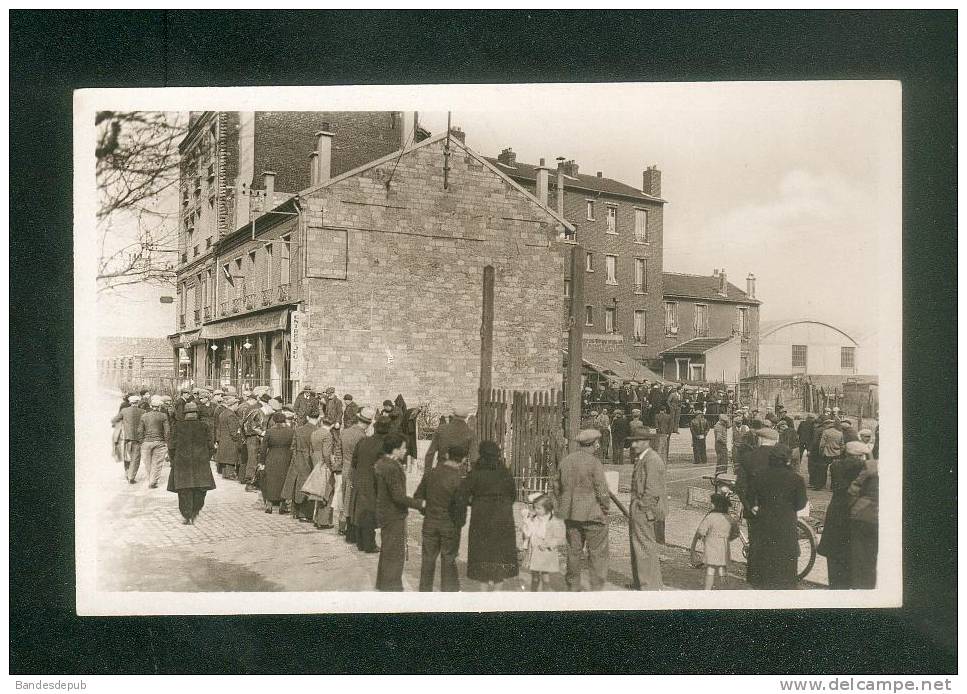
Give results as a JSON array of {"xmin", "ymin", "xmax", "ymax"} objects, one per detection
[
  {"xmin": 294, "ymin": 384, "xmax": 319, "ymax": 426},
  {"xmin": 713, "ymin": 414, "xmax": 731, "ymax": 474},
  {"xmin": 240, "ymin": 394, "xmax": 273, "ymax": 490},
  {"xmin": 424, "ymin": 404, "xmax": 477, "ymax": 471},
  {"xmin": 323, "ymin": 387, "xmax": 344, "ymax": 430},
  {"xmin": 138, "ymin": 395, "xmax": 171, "ymax": 489},
  {"xmin": 114, "ymin": 394, "xmax": 145, "ymax": 483},
  {"xmin": 689, "ymin": 409, "xmax": 710, "ymax": 466},
  {"xmin": 552, "ymin": 429, "xmax": 611, "ymax": 591},
  {"xmin": 338, "ymin": 405, "xmax": 374, "ymax": 539},
  {"xmin": 627, "ymin": 429, "xmax": 665, "ymax": 590}
]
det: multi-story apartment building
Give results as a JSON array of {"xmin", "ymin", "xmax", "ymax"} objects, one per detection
[
  {"xmin": 486, "ymin": 150, "xmax": 666, "ymax": 372},
  {"xmin": 658, "ymin": 270, "xmax": 761, "ymax": 384}
]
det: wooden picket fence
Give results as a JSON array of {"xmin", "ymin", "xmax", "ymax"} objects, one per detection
[{"xmin": 476, "ymin": 387, "xmax": 567, "ymax": 501}]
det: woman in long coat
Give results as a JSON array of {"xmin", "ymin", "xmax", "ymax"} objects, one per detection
[
  {"xmin": 214, "ymin": 398, "xmax": 244, "ymax": 480},
  {"xmin": 281, "ymin": 406, "xmax": 319, "ymax": 521},
  {"xmin": 746, "ymin": 443, "xmax": 808, "ymax": 589},
  {"xmin": 167, "ymin": 401, "xmax": 216, "ymax": 524},
  {"xmin": 259, "ymin": 412, "xmax": 294, "ymax": 513},
  {"xmin": 817, "ymin": 442, "xmax": 868, "ymax": 588},
  {"xmin": 454, "ymin": 440, "xmax": 519, "ymax": 590},
  {"xmin": 848, "ymin": 458, "xmax": 879, "ymax": 588}
]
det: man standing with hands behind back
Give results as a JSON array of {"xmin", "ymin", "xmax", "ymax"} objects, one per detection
[
  {"xmin": 553, "ymin": 429, "xmax": 611, "ymax": 591},
  {"xmin": 627, "ymin": 430, "xmax": 667, "ymax": 590}
]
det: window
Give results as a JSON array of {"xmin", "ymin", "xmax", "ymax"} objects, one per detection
[
  {"xmin": 199, "ymin": 272, "xmax": 206, "ymax": 311},
  {"xmin": 634, "ymin": 208, "xmax": 648, "ymax": 243},
  {"xmin": 694, "ymin": 304, "xmax": 709, "ymax": 336},
  {"xmin": 676, "ymin": 358, "xmax": 689, "ymax": 381},
  {"xmin": 586, "ymin": 200, "xmax": 595, "ymax": 221},
  {"xmin": 585, "ymin": 252, "xmax": 593, "ymax": 272},
  {"xmin": 234, "ymin": 258, "xmax": 244, "ymax": 299},
  {"xmin": 634, "ymin": 310, "xmax": 647, "ymax": 344},
  {"xmin": 207, "ymin": 269, "xmax": 214, "ymax": 310},
  {"xmin": 604, "ymin": 307, "xmax": 616, "ymax": 333},
  {"xmin": 584, "ymin": 305, "xmax": 593, "ymax": 326},
  {"xmin": 564, "ymin": 279, "xmax": 570, "ymax": 297},
  {"xmin": 841, "ymin": 346, "xmax": 856, "ymax": 369},
  {"xmin": 737, "ymin": 307, "xmax": 749, "ymax": 335},
  {"xmin": 664, "ymin": 302, "xmax": 679, "ymax": 335},
  {"xmin": 605, "ymin": 255, "xmax": 617, "ymax": 285},
  {"xmin": 264, "ymin": 243, "xmax": 274, "ymax": 290},
  {"xmin": 606, "ymin": 206, "xmax": 617, "ymax": 233},
  {"xmin": 280, "ymin": 234, "xmax": 291, "ymax": 285},
  {"xmin": 689, "ymin": 363, "xmax": 706, "ymax": 381},
  {"xmin": 634, "ymin": 258, "xmax": 646, "ymax": 293},
  {"xmin": 792, "ymin": 344, "xmax": 808, "ymax": 370}
]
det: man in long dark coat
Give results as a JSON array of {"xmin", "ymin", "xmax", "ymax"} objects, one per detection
[
  {"xmin": 282, "ymin": 403, "xmax": 320, "ymax": 520},
  {"xmin": 666, "ymin": 386, "xmax": 682, "ymax": 434},
  {"xmin": 213, "ymin": 395, "xmax": 243, "ymax": 480},
  {"xmin": 167, "ymin": 402, "xmax": 216, "ymax": 524},
  {"xmin": 339, "ymin": 406, "xmax": 374, "ymax": 540},
  {"xmin": 610, "ymin": 411, "xmax": 630, "ymax": 465},
  {"xmin": 373, "ymin": 432, "xmax": 426, "ymax": 591},
  {"xmin": 689, "ymin": 411, "xmax": 710, "ymax": 465},
  {"xmin": 627, "ymin": 431, "xmax": 666, "ymax": 590},
  {"xmin": 735, "ymin": 427, "xmax": 780, "ymax": 585},
  {"xmin": 424, "ymin": 406, "xmax": 477, "ymax": 470},
  {"xmin": 350, "ymin": 416, "xmax": 392, "ymax": 552}
]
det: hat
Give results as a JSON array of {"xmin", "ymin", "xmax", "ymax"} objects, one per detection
[
  {"xmin": 527, "ymin": 491, "xmax": 547, "ymax": 504},
  {"xmin": 128, "ymin": 394, "xmax": 141, "ymax": 403},
  {"xmin": 756, "ymin": 428, "xmax": 780, "ymax": 441},
  {"xmin": 197, "ymin": 389, "xmax": 211, "ymax": 399},
  {"xmin": 223, "ymin": 395, "xmax": 238, "ymax": 406},
  {"xmin": 846, "ymin": 441, "xmax": 871, "ymax": 456},
  {"xmin": 839, "ymin": 419, "xmax": 853, "ymax": 427},
  {"xmin": 259, "ymin": 393, "xmax": 271, "ymax": 403},
  {"xmin": 343, "ymin": 393, "xmax": 353, "ymax": 401},
  {"xmin": 252, "ymin": 385, "xmax": 270, "ymax": 398},
  {"xmin": 452, "ymin": 405, "xmax": 470, "ymax": 418},
  {"xmin": 213, "ymin": 389, "xmax": 224, "ymax": 396},
  {"xmin": 631, "ymin": 408, "xmax": 642, "ymax": 416},
  {"xmin": 150, "ymin": 395, "xmax": 163, "ymax": 407},
  {"xmin": 575, "ymin": 429, "xmax": 602, "ymax": 444},
  {"xmin": 588, "ymin": 410, "xmax": 599, "ymax": 417},
  {"xmin": 357, "ymin": 406, "xmax": 376, "ymax": 424},
  {"xmin": 268, "ymin": 398, "xmax": 282, "ymax": 412},
  {"xmin": 326, "ymin": 387, "xmax": 336, "ymax": 395},
  {"xmin": 302, "ymin": 384, "xmax": 313, "ymax": 391},
  {"xmin": 382, "ymin": 400, "xmax": 394, "ymax": 408},
  {"xmin": 858, "ymin": 428, "xmax": 873, "ymax": 437}
]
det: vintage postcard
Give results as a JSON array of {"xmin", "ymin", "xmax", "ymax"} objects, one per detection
[{"xmin": 74, "ymin": 82, "xmax": 901, "ymax": 614}]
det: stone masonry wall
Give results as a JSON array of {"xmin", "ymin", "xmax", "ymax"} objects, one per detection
[{"xmin": 297, "ymin": 138, "xmax": 568, "ymax": 413}]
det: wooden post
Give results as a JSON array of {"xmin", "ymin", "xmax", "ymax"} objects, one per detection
[
  {"xmin": 566, "ymin": 244, "xmax": 585, "ymax": 450},
  {"xmin": 480, "ymin": 265, "xmax": 495, "ymax": 394}
]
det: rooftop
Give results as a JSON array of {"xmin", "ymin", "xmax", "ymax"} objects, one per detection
[
  {"xmin": 659, "ymin": 336, "xmax": 733, "ymax": 356},
  {"xmin": 662, "ymin": 272, "xmax": 760, "ymax": 305},
  {"xmin": 485, "ymin": 157, "xmax": 666, "ymax": 204}
]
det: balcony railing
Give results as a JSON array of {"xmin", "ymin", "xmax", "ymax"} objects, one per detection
[
  {"xmin": 245, "ymin": 293, "xmax": 257, "ymax": 310},
  {"xmin": 278, "ymin": 283, "xmax": 291, "ymax": 303},
  {"xmin": 634, "ymin": 232, "xmax": 648, "ymax": 244},
  {"xmin": 203, "ymin": 306, "xmax": 211, "ymax": 321},
  {"xmin": 262, "ymin": 288, "xmax": 273, "ymax": 306},
  {"xmin": 220, "ymin": 301, "xmax": 228, "ymax": 317},
  {"xmin": 179, "ymin": 314, "xmax": 186, "ymax": 329},
  {"xmin": 231, "ymin": 298, "xmax": 242, "ymax": 314}
]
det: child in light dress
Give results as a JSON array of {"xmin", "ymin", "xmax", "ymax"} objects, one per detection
[
  {"xmin": 696, "ymin": 493, "xmax": 739, "ymax": 590},
  {"xmin": 521, "ymin": 492, "xmax": 566, "ymax": 591}
]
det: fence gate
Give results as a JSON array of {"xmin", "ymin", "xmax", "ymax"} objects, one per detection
[
  {"xmin": 476, "ymin": 387, "xmax": 509, "ymax": 452},
  {"xmin": 510, "ymin": 389, "xmax": 566, "ymax": 501}
]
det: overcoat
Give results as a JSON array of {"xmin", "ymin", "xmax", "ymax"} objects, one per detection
[
  {"xmin": 349, "ymin": 433, "xmax": 385, "ymax": 528},
  {"xmin": 817, "ymin": 455, "xmax": 866, "ymax": 561},
  {"xmin": 424, "ymin": 417, "xmax": 477, "ymax": 468},
  {"xmin": 455, "ymin": 465, "xmax": 519, "ymax": 583},
  {"xmin": 214, "ymin": 408, "xmax": 243, "ymax": 467},
  {"xmin": 167, "ymin": 418, "xmax": 216, "ymax": 492},
  {"xmin": 746, "ymin": 464, "xmax": 808, "ymax": 588},
  {"xmin": 259, "ymin": 426, "xmax": 295, "ymax": 503},
  {"xmin": 281, "ymin": 422, "xmax": 318, "ymax": 504},
  {"xmin": 553, "ymin": 449, "xmax": 611, "ymax": 523}
]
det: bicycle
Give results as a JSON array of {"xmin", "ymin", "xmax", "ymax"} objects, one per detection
[{"xmin": 690, "ymin": 472, "xmax": 817, "ymax": 581}]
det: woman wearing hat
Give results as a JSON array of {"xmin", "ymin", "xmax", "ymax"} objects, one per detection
[
  {"xmin": 167, "ymin": 401, "xmax": 216, "ymax": 524},
  {"xmin": 454, "ymin": 441, "xmax": 519, "ymax": 590},
  {"xmin": 258, "ymin": 412, "xmax": 295, "ymax": 513},
  {"xmin": 817, "ymin": 440, "xmax": 869, "ymax": 588},
  {"xmin": 745, "ymin": 443, "xmax": 808, "ymax": 589}
]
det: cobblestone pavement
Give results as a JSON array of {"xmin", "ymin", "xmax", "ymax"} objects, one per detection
[{"xmin": 97, "ymin": 390, "xmax": 824, "ymax": 592}]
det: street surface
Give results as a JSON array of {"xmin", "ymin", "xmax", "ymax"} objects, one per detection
[{"xmin": 96, "ymin": 389, "xmax": 827, "ymax": 592}]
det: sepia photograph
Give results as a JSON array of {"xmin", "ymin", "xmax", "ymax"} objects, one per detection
[{"xmin": 74, "ymin": 82, "xmax": 901, "ymax": 614}]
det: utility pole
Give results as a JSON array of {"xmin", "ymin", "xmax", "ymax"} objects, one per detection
[
  {"xmin": 566, "ymin": 243, "xmax": 585, "ymax": 449},
  {"xmin": 480, "ymin": 265, "xmax": 495, "ymax": 393}
]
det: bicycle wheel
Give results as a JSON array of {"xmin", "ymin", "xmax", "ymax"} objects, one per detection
[
  {"xmin": 796, "ymin": 519, "xmax": 817, "ymax": 580},
  {"xmin": 690, "ymin": 515, "xmax": 710, "ymax": 568}
]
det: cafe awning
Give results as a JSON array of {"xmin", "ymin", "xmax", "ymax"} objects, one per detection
[
  {"xmin": 167, "ymin": 330, "xmax": 201, "ymax": 349},
  {"xmin": 198, "ymin": 307, "xmax": 290, "ymax": 341},
  {"xmin": 564, "ymin": 347, "xmax": 667, "ymax": 384}
]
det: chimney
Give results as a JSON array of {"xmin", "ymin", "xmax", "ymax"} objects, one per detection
[
  {"xmin": 562, "ymin": 159, "xmax": 579, "ymax": 176},
  {"xmin": 596, "ymin": 171, "xmax": 603, "ymax": 178},
  {"xmin": 746, "ymin": 273, "xmax": 756, "ymax": 299},
  {"xmin": 556, "ymin": 158, "xmax": 565, "ymax": 216},
  {"xmin": 718, "ymin": 269, "xmax": 728, "ymax": 297},
  {"xmin": 497, "ymin": 147, "xmax": 516, "ymax": 166},
  {"xmin": 449, "ymin": 126, "xmax": 466, "ymax": 143},
  {"xmin": 643, "ymin": 164, "xmax": 662, "ymax": 197},
  {"xmin": 315, "ymin": 128, "xmax": 333, "ymax": 185},
  {"xmin": 713, "ymin": 268, "xmax": 720, "ymax": 277},
  {"xmin": 535, "ymin": 157, "xmax": 551, "ymax": 206},
  {"xmin": 262, "ymin": 171, "xmax": 275, "ymax": 209},
  {"xmin": 309, "ymin": 152, "xmax": 319, "ymax": 187}
]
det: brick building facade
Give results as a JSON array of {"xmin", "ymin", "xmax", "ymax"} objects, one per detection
[
  {"xmin": 486, "ymin": 150, "xmax": 666, "ymax": 366},
  {"xmin": 172, "ymin": 125, "xmax": 572, "ymax": 410}
]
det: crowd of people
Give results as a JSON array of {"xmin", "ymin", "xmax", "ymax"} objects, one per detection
[{"xmin": 109, "ymin": 382, "xmax": 879, "ymax": 592}]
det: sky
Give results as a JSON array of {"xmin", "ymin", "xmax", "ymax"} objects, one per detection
[{"xmin": 96, "ymin": 82, "xmax": 900, "ymax": 341}]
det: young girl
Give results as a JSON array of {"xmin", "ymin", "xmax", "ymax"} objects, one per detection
[
  {"xmin": 696, "ymin": 493, "xmax": 738, "ymax": 590},
  {"xmin": 521, "ymin": 493, "xmax": 566, "ymax": 591}
]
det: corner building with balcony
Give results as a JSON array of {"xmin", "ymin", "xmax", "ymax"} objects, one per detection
[
  {"xmin": 172, "ymin": 120, "xmax": 572, "ymax": 408},
  {"xmin": 169, "ymin": 110, "xmax": 422, "ymax": 397},
  {"xmin": 486, "ymin": 149, "xmax": 666, "ymax": 381}
]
